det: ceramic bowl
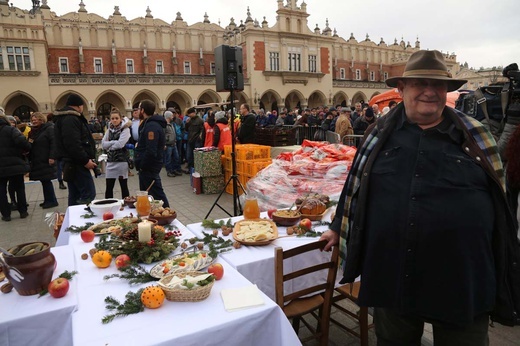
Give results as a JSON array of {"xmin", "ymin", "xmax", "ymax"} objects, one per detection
[{"xmin": 89, "ymin": 199, "xmax": 121, "ymax": 217}]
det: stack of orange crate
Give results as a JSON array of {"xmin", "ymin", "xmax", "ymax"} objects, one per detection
[{"xmin": 221, "ymin": 144, "xmax": 272, "ymax": 195}]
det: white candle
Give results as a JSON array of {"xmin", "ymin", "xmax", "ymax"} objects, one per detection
[{"xmin": 138, "ymin": 221, "xmax": 152, "ymax": 242}]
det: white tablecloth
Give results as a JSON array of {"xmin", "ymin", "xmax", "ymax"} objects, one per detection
[
  {"xmin": 60, "ymin": 205, "xmax": 301, "ymax": 346},
  {"xmin": 187, "ymin": 211, "xmax": 338, "ymax": 300},
  {"xmin": 0, "ymin": 245, "xmax": 78, "ymax": 346}
]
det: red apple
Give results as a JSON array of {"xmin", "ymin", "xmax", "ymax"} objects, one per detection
[
  {"xmin": 115, "ymin": 254, "xmax": 131, "ymax": 269},
  {"xmin": 48, "ymin": 277, "xmax": 70, "ymax": 298},
  {"xmin": 267, "ymin": 209, "xmax": 277, "ymax": 219},
  {"xmin": 299, "ymin": 218, "xmax": 312, "ymax": 231},
  {"xmin": 80, "ymin": 230, "xmax": 96, "ymax": 243},
  {"xmin": 207, "ymin": 263, "xmax": 224, "ymax": 280},
  {"xmin": 103, "ymin": 212, "xmax": 114, "ymax": 221}
]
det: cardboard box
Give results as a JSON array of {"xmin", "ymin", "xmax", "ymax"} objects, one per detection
[
  {"xmin": 194, "ymin": 150, "xmax": 223, "ymax": 177},
  {"xmin": 202, "ymin": 175, "xmax": 225, "ymax": 194}
]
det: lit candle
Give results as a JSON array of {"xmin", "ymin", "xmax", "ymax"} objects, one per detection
[{"xmin": 138, "ymin": 221, "xmax": 152, "ymax": 242}]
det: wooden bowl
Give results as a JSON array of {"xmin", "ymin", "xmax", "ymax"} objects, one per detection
[
  {"xmin": 271, "ymin": 210, "xmax": 301, "ymax": 226},
  {"xmin": 148, "ymin": 211, "xmax": 177, "ymax": 225},
  {"xmin": 123, "ymin": 197, "xmax": 137, "ymax": 208}
]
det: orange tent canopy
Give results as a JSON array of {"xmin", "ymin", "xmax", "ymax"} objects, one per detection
[{"xmin": 369, "ymin": 89, "xmax": 459, "ymax": 109}]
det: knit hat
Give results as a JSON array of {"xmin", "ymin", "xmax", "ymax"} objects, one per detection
[
  {"xmin": 365, "ymin": 107, "xmax": 374, "ymax": 118},
  {"xmin": 215, "ymin": 111, "xmax": 226, "ymax": 121},
  {"xmin": 66, "ymin": 93, "xmax": 84, "ymax": 107}
]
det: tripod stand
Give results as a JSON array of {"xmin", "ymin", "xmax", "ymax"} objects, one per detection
[{"xmin": 205, "ymin": 87, "xmax": 246, "ymax": 219}]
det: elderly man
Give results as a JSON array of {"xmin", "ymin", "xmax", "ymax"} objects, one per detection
[
  {"xmin": 54, "ymin": 93, "xmax": 97, "ymax": 206},
  {"xmin": 321, "ymin": 50, "xmax": 520, "ymax": 344},
  {"xmin": 334, "ymin": 107, "xmax": 353, "ymax": 141}
]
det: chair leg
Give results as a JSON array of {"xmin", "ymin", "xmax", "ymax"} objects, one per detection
[
  {"xmin": 292, "ymin": 316, "xmax": 301, "ymax": 332},
  {"xmin": 359, "ymin": 307, "xmax": 369, "ymax": 346}
]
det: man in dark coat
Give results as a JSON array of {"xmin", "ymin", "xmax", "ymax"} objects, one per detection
[
  {"xmin": 0, "ymin": 113, "xmax": 31, "ymax": 221},
  {"xmin": 237, "ymin": 103, "xmax": 256, "ymax": 144},
  {"xmin": 134, "ymin": 99, "xmax": 169, "ymax": 207},
  {"xmin": 54, "ymin": 93, "xmax": 97, "ymax": 206}
]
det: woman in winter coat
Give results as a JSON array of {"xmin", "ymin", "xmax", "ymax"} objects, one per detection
[
  {"xmin": 102, "ymin": 107, "xmax": 131, "ymax": 199},
  {"xmin": 0, "ymin": 113, "xmax": 31, "ymax": 221},
  {"xmin": 28, "ymin": 112, "xmax": 58, "ymax": 209}
]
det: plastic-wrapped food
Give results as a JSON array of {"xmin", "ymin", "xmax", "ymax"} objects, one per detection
[{"xmin": 245, "ymin": 140, "xmax": 356, "ymax": 210}]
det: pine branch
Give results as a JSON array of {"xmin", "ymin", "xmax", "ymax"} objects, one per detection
[
  {"xmin": 104, "ymin": 264, "xmax": 158, "ymax": 285},
  {"xmin": 102, "ymin": 289, "xmax": 145, "ymax": 324}
]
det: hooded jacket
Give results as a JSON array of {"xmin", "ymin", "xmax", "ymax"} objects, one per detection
[
  {"xmin": 53, "ymin": 107, "xmax": 96, "ymax": 166},
  {"xmin": 0, "ymin": 117, "xmax": 31, "ymax": 177},
  {"xmin": 135, "ymin": 115, "xmax": 166, "ymax": 174},
  {"xmin": 28, "ymin": 121, "xmax": 56, "ymax": 181}
]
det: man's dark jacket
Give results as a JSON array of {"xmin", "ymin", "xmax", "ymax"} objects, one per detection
[
  {"xmin": 53, "ymin": 107, "xmax": 96, "ymax": 165},
  {"xmin": 331, "ymin": 104, "xmax": 520, "ymax": 326},
  {"xmin": 238, "ymin": 113, "xmax": 256, "ymax": 144},
  {"xmin": 0, "ymin": 117, "xmax": 30, "ymax": 177},
  {"xmin": 135, "ymin": 115, "xmax": 166, "ymax": 174}
]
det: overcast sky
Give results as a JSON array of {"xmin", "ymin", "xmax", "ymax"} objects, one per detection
[{"xmin": 36, "ymin": 0, "xmax": 518, "ymax": 70}]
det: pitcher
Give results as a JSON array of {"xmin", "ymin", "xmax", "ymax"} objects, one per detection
[
  {"xmin": 135, "ymin": 191, "xmax": 153, "ymax": 219},
  {"xmin": 243, "ymin": 196, "xmax": 260, "ymax": 219}
]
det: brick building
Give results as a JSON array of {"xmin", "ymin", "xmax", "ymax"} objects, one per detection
[{"xmin": 0, "ymin": 0, "xmax": 460, "ymax": 120}]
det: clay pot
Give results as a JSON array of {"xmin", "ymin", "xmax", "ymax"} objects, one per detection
[{"xmin": 2, "ymin": 242, "xmax": 55, "ymax": 296}]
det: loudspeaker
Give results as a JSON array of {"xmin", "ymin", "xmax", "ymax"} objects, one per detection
[{"xmin": 215, "ymin": 45, "xmax": 244, "ymax": 92}]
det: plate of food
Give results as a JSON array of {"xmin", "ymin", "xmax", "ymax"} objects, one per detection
[
  {"xmin": 149, "ymin": 251, "xmax": 216, "ymax": 279},
  {"xmin": 87, "ymin": 216, "xmax": 141, "ymax": 235},
  {"xmin": 233, "ymin": 219, "xmax": 278, "ymax": 246},
  {"xmin": 296, "ymin": 194, "xmax": 330, "ymax": 221}
]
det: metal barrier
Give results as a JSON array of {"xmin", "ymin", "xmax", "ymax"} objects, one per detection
[
  {"xmin": 326, "ymin": 131, "xmax": 341, "ymax": 144},
  {"xmin": 342, "ymin": 134, "xmax": 364, "ymax": 147}
]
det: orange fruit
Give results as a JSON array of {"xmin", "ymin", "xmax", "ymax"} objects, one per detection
[
  {"xmin": 141, "ymin": 286, "xmax": 165, "ymax": 309},
  {"xmin": 92, "ymin": 250, "xmax": 112, "ymax": 268}
]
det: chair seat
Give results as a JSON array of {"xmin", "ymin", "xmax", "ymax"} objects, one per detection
[
  {"xmin": 335, "ymin": 281, "xmax": 361, "ymax": 300},
  {"xmin": 284, "ymin": 294, "xmax": 324, "ymax": 318}
]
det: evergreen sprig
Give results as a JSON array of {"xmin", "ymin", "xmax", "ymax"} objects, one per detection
[
  {"xmin": 103, "ymin": 264, "xmax": 158, "ymax": 285},
  {"xmin": 65, "ymin": 222, "xmax": 94, "ymax": 234},
  {"xmin": 102, "ymin": 288, "xmax": 145, "ymax": 324}
]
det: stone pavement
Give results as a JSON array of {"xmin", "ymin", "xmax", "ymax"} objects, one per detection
[{"xmin": 1, "ymin": 170, "xmax": 519, "ymax": 345}]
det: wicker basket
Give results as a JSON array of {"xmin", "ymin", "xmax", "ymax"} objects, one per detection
[{"xmin": 158, "ymin": 271, "xmax": 214, "ymax": 302}]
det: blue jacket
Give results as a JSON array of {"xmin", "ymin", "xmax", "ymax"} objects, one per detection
[{"xmin": 135, "ymin": 115, "xmax": 166, "ymax": 174}]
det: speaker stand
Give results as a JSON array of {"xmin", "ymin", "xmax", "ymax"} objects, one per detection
[{"xmin": 205, "ymin": 87, "xmax": 245, "ymax": 219}]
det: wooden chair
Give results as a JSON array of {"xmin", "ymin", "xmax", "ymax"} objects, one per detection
[
  {"xmin": 329, "ymin": 281, "xmax": 374, "ymax": 346},
  {"xmin": 274, "ymin": 240, "xmax": 339, "ymax": 346}
]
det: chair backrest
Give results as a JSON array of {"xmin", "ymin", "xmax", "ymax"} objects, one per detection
[{"xmin": 274, "ymin": 239, "xmax": 339, "ymax": 307}]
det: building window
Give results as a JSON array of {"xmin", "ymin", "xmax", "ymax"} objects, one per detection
[
  {"xmin": 126, "ymin": 59, "xmax": 134, "ymax": 73},
  {"xmin": 7, "ymin": 46, "xmax": 31, "ymax": 71},
  {"xmin": 370, "ymin": 71, "xmax": 375, "ymax": 81},
  {"xmin": 308, "ymin": 55, "xmax": 317, "ymax": 73},
  {"xmin": 269, "ymin": 52, "xmax": 280, "ymax": 71},
  {"xmin": 288, "ymin": 53, "xmax": 301, "ymax": 72},
  {"xmin": 0, "ymin": 47, "xmax": 3, "ymax": 70},
  {"xmin": 210, "ymin": 62, "xmax": 216, "ymax": 75},
  {"xmin": 383, "ymin": 72, "xmax": 388, "ymax": 81},
  {"xmin": 59, "ymin": 57, "xmax": 69, "ymax": 73},
  {"xmin": 94, "ymin": 58, "xmax": 102, "ymax": 73},
  {"xmin": 340, "ymin": 68, "xmax": 345, "ymax": 79},
  {"xmin": 355, "ymin": 69, "xmax": 361, "ymax": 80},
  {"xmin": 184, "ymin": 61, "xmax": 191, "ymax": 74},
  {"xmin": 156, "ymin": 60, "xmax": 163, "ymax": 74}
]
